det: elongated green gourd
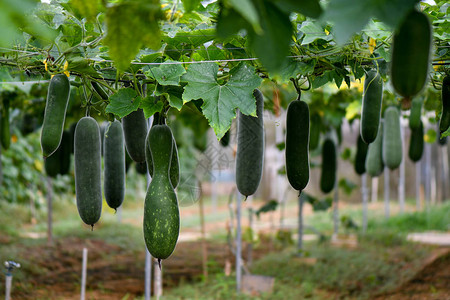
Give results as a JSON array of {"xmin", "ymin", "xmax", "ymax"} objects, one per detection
[
  {"xmin": 409, "ymin": 96, "xmax": 423, "ymax": 130},
  {"xmin": 146, "ymin": 113, "xmax": 179, "ymax": 188},
  {"xmin": 41, "ymin": 74, "xmax": 70, "ymax": 157},
  {"xmin": 391, "ymin": 9, "xmax": 432, "ymax": 100},
  {"xmin": 144, "ymin": 124, "xmax": 179, "ymax": 261},
  {"xmin": 409, "ymin": 120, "xmax": 424, "ymax": 162},
  {"xmin": 91, "ymin": 81, "xmax": 109, "ymax": 100},
  {"xmin": 309, "ymin": 113, "xmax": 320, "ymax": 151},
  {"xmin": 44, "ymin": 152, "xmax": 60, "ymax": 178},
  {"xmin": 439, "ymin": 76, "xmax": 450, "ymax": 133},
  {"xmin": 361, "ymin": 70, "xmax": 383, "ymax": 144},
  {"xmin": 354, "ymin": 134, "xmax": 368, "ymax": 175},
  {"xmin": 285, "ymin": 99, "xmax": 310, "ymax": 191},
  {"xmin": 1, "ymin": 98, "xmax": 10, "ymax": 150},
  {"xmin": 59, "ymin": 130, "xmax": 72, "ymax": 176},
  {"xmin": 44, "ymin": 130, "xmax": 71, "ymax": 177},
  {"xmin": 382, "ymin": 107, "xmax": 403, "ymax": 170},
  {"xmin": 365, "ymin": 123, "xmax": 384, "ymax": 177},
  {"xmin": 74, "ymin": 117, "xmax": 102, "ymax": 228},
  {"xmin": 320, "ymin": 138, "xmax": 337, "ymax": 193},
  {"xmin": 122, "ymin": 108, "xmax": 148, "ymax": 163},
  {"xmin": 104, "ymin": 120, "xmax": 125, "ymax": 210},
  {"xmin": 236, "ymin": 89, "xmax": 265, "ymax": 198}
]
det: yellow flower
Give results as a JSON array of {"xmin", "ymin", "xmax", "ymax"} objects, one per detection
[
  {"xmin": 43, "ymin": 59, "xmax": 48, "ymax": 71},
  {"xmin": 325, "ymin": 29, "xmax": 330, "ymax": 36},
  {"xmin": 64, "ymin": 61, "xmax": 70, "ymax": 77},
  {"xmin": 369, "ymin": 38, "xmax": 376, "ymax": 54}
]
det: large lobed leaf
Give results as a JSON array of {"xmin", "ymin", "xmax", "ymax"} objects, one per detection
[
  {"xmin": 104, "ymin": 0, "xmax": 162, "ymax": 71},
  {"xmin": 182, "ymin": 63, "xmax": 262, "ymax": 139},
  {"xmin": 105, "ymin": 88, "xmax": 142, "ymax": 118}
]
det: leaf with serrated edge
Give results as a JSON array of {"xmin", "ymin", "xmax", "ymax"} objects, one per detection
[
  {"xmin": 140, "ymin": 95, "xmax": 164, "ymax": 119},
  {"xmin": 145, "ymin": 61, "xmax": 186, "ymax": 86},
  {"xmin": 105, "ymin": 88, "xmax": 142, "ymax": 118},
  {"xmin": 182, "ymin": 63, "xmax": 262, "ymax": 139},
  {"xmin": 104, "ymin": 0, "xmax": 161, "ymax": 71}
]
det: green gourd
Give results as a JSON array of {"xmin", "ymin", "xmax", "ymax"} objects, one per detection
[
  {"xmin": 408, "ymin": 120, "xmax": 424, "ymax": 162},
  {"xmin": 146, "ymin": 113, "xmax": 180, "ymax": 188},
  {"xmin": 1, "ymin": 98, "xmax": 10, "ymax": 150},
  {"xmin": 91, "ymin": 81, "xmax": 109, "ymax": 100},
  {"xmin": 382, "ymin": 107, "xmax": 403, "ymax": 170},
  {"xmin": 354, "ymin": 134, "xmax": 368, "ymax": 175},
  {"xmin": 320, "ymin": 138, "xmax": 337, "ymax": 194},
  {"xmin": 104, "ymin": 120, "xmax": 126, "ymax": 211},
  {"xmin": 409, "ymin": 96, "xmax": 424, "ymax": 130},
  {"xmin": 285, "ymin": 99, "xmax": 310, "ymax": 191},
  {"xmin": 391, "ymin": 9, "xmax": 432, "ymax": 100},
  {"xmin": 58, "ymin": 130, "xmax": 72, "ymax": 175},
  {"xmin": 74, "ymin": 117, "xmax": 102, "ymax": 228},
  {"xmin": 41, "ymin": 74, "xmax": 70, "ymax": 157},
  {"xmin": 144, "ymin": 124, "xmax": 180, "ymax": 261},
  {"xmin": 44, "ymin": 130, "xmax": 71, "ymax": 177},
  {"xmin": 365, "ymin": 123, "xmax": 384, "ymax": 177},
  {"xmin": 122, "ymin": 108, "xmax": 148, "ymax": 163},
  {"xmin": 309, "ymin": 113, "xmax": 321, "ymax": 151},
  {"xmin": 236, "ymin": 89, "xmax": 265, "ymax": 198},
  {"xmin": 439, "ymin": 76, "xmax": 450, "ymax": 133},
  {"xmin": 361, "ymin": 70, "xmax": 383, "ymax": 144}
]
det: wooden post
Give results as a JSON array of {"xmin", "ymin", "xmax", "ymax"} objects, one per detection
[
  {"xmin": 144, "ymin": 250, "xmax": 151, "ymax": 300},
  {"xmin": 297, "ymin": 192, "xmax": 304, "ymax": 255},
  {"xmin": 333, "ymin": 177, "xmax": 339, "ymax": 237},
  {"xmin": 362, "ymin": 174, "xmax": 368, "ymax": 234},
  {"xmin": 398, "ymin": 124, "xmax": 405, "ymax": 213},
  {"xmin": 198, "ymin": 181, "xmax": 208, "ymax": 279},
  {"xmin": 416, "ymin": 162, "xmax": 421, "ymax": 210},
  {"xmin": 80, "ymin": 248, "xmax": 88, "ymax": 300},
  {"xmin": 425, "ymin": 142, "xmax": 431, "ymax": 209},
  {"xmin": 154, "ymin": 259, "xmax": 162, "ymax": 299},
  {"xmin": 371, "ymin": 177, "xmax": 378, "ymax": 203},
  {"xmin": 384, "ymin": 166, "xmax": 390, "ymax": 219},
  {"xmin": 236, "ymin": 190, "xmax": 242, "ymax": 293},
  {"xmin": 46, "ymin": 177, "xmax": 53, "ymax": 246}
]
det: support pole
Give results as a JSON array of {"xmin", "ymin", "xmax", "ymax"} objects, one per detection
[
  {"xmin": 362, "ymin": 174, "xmax": 368, "ymax": 234},
  {"xmin": 441, "ymin": 146, "xmax": 448, "ymax": 201},
  {"xmin": 398, "ymin": 123, "xmax": 405, "ymax": 213},
  {"xmin": 80, "ymin": 248, "xmax": 88, "ymax": 300},
  {"xmin": 117, "ymin": 205, "xmax": 122, "ymax": 223},
  {"xmin": 384, "ymin": 166, "xmax": 390, "ymax": 219},
  {"xmin": 154, "ymin": 259, "xmax": 162, "ymax": 299},
  {"xmin": 144, "ymin": 250, "xmax": 151, "ymax": 300},
  {"xmin": 425, "ymin": 143, "xmax": 431, "ymax": 209},
  {"xmin": 235, "ymin": 190, "xmax": 242, "ymax": 293},
  {"xmin": 416, "ymin": 162, "xmax": 421, "ymax": 210},
  {"xmin": 198, "ymin": 181, "xmax": 208, "ymax": 279},
  {"xmin": 247, "ymin": 196, "xmax": 253, "ymax": 266},
  {"xmin": 297, "ymin": 192, "xmax": 303, "ymax": 256},
  {"xmin": 333, "ymin": 177, "xmax": 339, "ymax": 237},
  {"xmin": 371, "ymin": 177, "xmax": 378, "ymax": 203},
  {"xmin": 5, "ymin": 275, "xmax": 11, "ymax": 300},
  {"xmin": 46, "ymin": 177, "xmax": 53, "ymax": 246}
]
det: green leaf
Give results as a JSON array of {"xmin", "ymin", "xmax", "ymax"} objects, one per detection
[
  {"xmin": 140, "ymin": 95, "xmax": 164, "ymax": 119},
  {"xmin": 323, "ymin": 0, "xmax": 419, "ymax": 44},
  {"xmin": 67, "ymin": 57, "xmax": 102, "ymax": 77},
  {"xmin": 338, "ymin": 178, "xmax": 357, "ymax": 195},
  {"xmin": 105, "ymin": 88, "xmax": 142, "ymax": 118},
  {"xmin": 181, "ymin": 0, "xmax": 201, "ymax": 12},
  {"xmin": 228, "ymin": 0, "xmax": 261, "ymax": 33},
  {"xmin": 145, "ymin": 61, "xmax": 186, "ymax": 86},
  {"xmin": 182, "ymin": 63, "xmax": 262, "ymax": 139},
  {"xmin": 69, "ymin": 0, "xmax": 103, "ymax": 21},
  {"xmin": 300, "ymin": 21, "xmax": 333, "ymax": 45},
  {"xmin": 104, "ymin": 0, "xmax": 162, "ymax": 71},
  {"xmin": 248, "ymin": 1, "xmax": 293, "ymax": 72},
  {"xmin": 273, "ymin": 0, "xmax": 323, "ymax": 19},
  {"xmin": 156, "ymin": 85, "xmax": 184, "ymax": 110}
]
